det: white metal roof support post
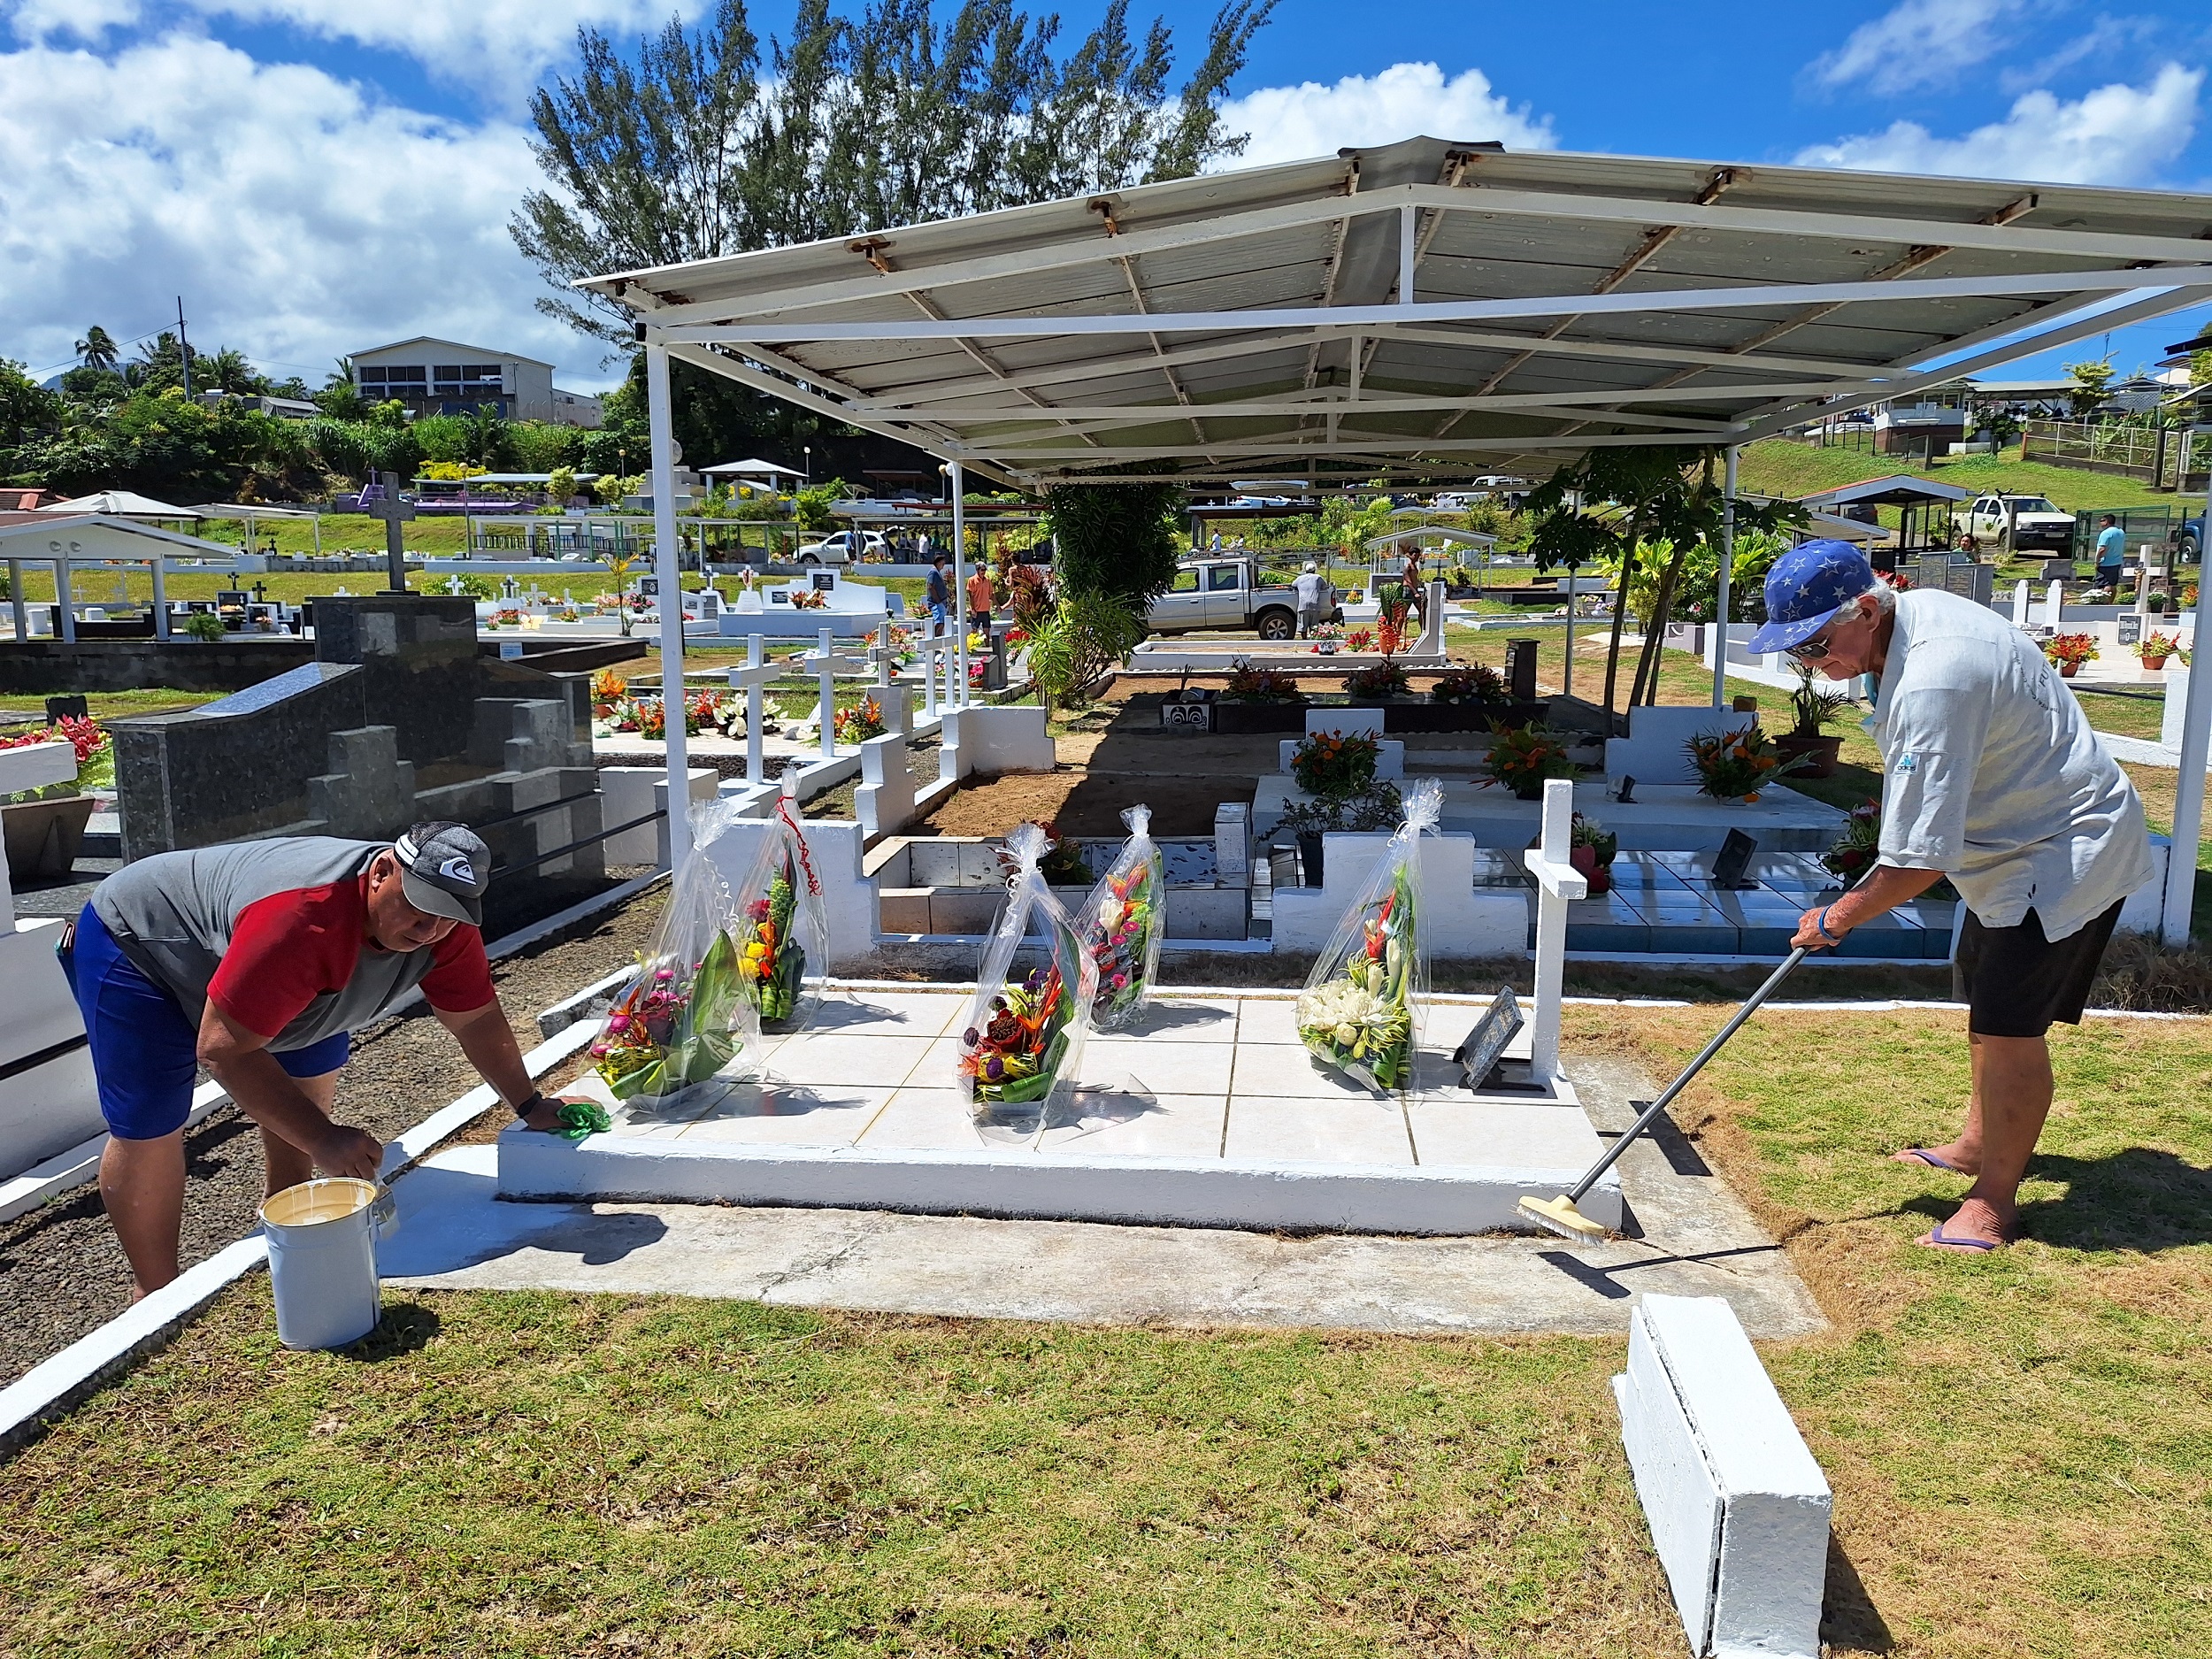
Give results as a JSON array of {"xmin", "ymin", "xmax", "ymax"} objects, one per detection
[
  {"xmin": 950, "ymin": 460, "xmax": 969, "ymax": 705},
  {"xmin": 6, "ymin": 559, "xmax": 24, "ymax": 641},
  {"xmin": 647, "ymin": 342, "xmax": 691, "ymax": 872},
  {"xmin": 53, "ymin": 552, "xmax": 74, "ymax": 643},
  {"xmin": 1712, "ymin": 445, "xmax": 1736, "ymax": 707},
  {"xmin": 150, "ymin": 550, "xmax": 168, "ymax": 641},
  {"xmin": 2159, "ymin": 450, "xmax": 2212, "ymax": 942}
]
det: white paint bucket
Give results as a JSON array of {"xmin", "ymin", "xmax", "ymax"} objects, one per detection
[{"xmin": 258, "ymin": 1178, "xmax": 395, "ymax": 1351}]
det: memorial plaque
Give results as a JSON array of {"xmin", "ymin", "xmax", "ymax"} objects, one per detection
[
  {"xmin": 2117, "ymin": 614, "xmax": 2142, "ymax": 646},
  {"xmin": 1453, "ymin": 987, "xmax": 1525, "ymax": 1091},
  {"xmin": 810, "ymin": 570, "xmax": 836, "ymax": 592},
  {"xmin": 1712, "ymin": 827, "xmax": 1758, "ymax": 891}
]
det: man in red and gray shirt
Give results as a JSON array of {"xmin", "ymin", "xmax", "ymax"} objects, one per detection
[{"xmin": 68, "ymin": 822, "xmax": 585, "ymax": 1295}]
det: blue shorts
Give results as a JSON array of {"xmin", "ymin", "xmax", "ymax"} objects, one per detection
[{"xmin": 65, "ymin": 904, "xmax": 350, "ymax": 1141}]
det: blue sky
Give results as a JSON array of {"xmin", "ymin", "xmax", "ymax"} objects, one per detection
[{"xmin": 4, "ymin": 0, "xmax": 2208, "ymax": 395}]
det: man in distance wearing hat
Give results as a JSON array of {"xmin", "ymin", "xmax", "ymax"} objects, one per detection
[
  {"xmin": 1750, "ymin": 542, "xmax": 2152, "ymax": 1252},
  {"xmin": 66, "ymin": 822, "xmax": 595, "ymax": 1295}
]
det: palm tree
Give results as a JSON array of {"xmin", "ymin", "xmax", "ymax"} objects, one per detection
[{"xmin": 75, "ymin": 326, "xmax": 119, "ymax": 373}]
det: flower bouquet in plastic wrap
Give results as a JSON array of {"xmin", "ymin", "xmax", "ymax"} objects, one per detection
[
  {"xmin": 591, "ymin": 799, "xmax": 761, "ymax": 1106},
  {"xmin": 1077, "ymin": 804, "xmax": 1165, "ymax": 1029},
  {"xmin": 731, "ymin": 797, "xmax": 831, "ymax": 1033},
  {"xmin": 958, "ymin": 822, "xmax": 1096, "ymax": 1134},
  {"xmin": 1294, "ymin": 779, "xmax": 1441, "ymax": 1094}
]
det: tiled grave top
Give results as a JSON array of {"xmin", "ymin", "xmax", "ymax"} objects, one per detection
[{"xmin": 507, "ymin": 990, "xmax": 1619, "ymax": 1234}]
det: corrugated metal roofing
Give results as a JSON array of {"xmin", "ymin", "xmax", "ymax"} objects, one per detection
[{"xmin": 580, "ymin": 136, "xmax": 2212, "ymax": 488}]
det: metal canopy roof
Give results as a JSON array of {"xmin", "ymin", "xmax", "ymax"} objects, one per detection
[
  {"xmin": 584, "ymin": 136, "xmax": 2212, "ymax": 489},
  {"xmin": 1801, "ymin": 474, "xmax": 1975, "ymax": 507}
]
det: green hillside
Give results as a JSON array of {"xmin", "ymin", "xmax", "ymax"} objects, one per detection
[{"xmin": 1736, "ymin": 438, "xmax": 2181, "ymax": 516}]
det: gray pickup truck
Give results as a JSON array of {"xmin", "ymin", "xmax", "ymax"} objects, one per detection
[{"xmin": 1146, "ymin": 557, "xmax": 1325, "ymax": 640}]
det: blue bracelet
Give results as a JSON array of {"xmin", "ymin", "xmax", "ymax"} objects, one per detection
[{"xmin": 1816, "ymin": 905, "xmax": 1840, "ymax": 943}]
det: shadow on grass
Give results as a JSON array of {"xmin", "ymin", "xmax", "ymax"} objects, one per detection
[
  {"xmin": 341, "ymin": 1300, "xmax": 441, "ymax": 1363},
  {"xmin": 1890, "ymin": 1146, "xmax": 2212, "ymax": 1252},
  {"xmin": 1823, "ymin": 1532, "xmax": 1897, "ymax": 1654}
]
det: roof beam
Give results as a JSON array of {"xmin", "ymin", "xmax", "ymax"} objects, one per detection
[
  {"xmin": 595, "ymin": 180, "xmax": 2212, "ymax": 328},
  {"xmin": 858, "ymin": 379, "xmax": 1878, "ymax": 422},
  {"xmin": 646, "ymin": 262, "xmax": 2209, "ymax": 344}
]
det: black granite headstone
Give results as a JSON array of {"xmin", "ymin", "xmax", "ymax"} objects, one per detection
[
  {"xmin": 1504, "ymin": 639, "xmax": 1539, "ymax": 702},
  {"xmin": 1713, "ymin": 828, "xmax": 1758, "ymax": 890},
  {"xmin": 1453, "ymin": 987, "xmax": 1525, "ymax": 1091}
]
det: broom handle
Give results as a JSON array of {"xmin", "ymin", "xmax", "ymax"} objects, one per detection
[{"xmin": 1567, "ymin": 946, "xmax": 1808, "ymax": 1204}]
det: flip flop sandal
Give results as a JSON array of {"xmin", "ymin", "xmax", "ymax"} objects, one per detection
[
  {"xmin": 1898, "ymin": 1148, "xmax": 1967, "ymax": 1172},
  {"xmin": 1918, "ymin": 1220, "xmax": 2001, "ymax": 1252}
]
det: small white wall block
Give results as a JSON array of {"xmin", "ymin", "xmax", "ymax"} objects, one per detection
[
  {"xmin": 2163, "ymin": 664, "xmax": 2189, "ymax": 749},
  {"xmin": 1605, "ymin": 704, "xmax": 1735, "ymax": 785},
  {"xmin": 938, "ymin": 704, "xmax": 1056, "ymax": 783},
  {"xmin": 1617, "ymin": 1294, "xmax": 1832, "ymax": 1659},
  {"xmin": 1268, "ymin": 832, "xmax": 1525, "ymax": 959},
  {"xmin": 2012, "ymin": 579, "xmax": 2030, "ymax": 626},
  {"xmin": 1278, "ymin": 738, "xmax": 1404, "ymax": 779},
  {"xmin": 1304, "ymin": 708, "xmax": 1386, "ymax": 738},
  {"xmin": 2119, "ymin": 836, "xmax": 2170, "ymax": 934},
  {"xmin": 2044, "ymin": 579, "xmax": 2063, "ymax": 631},
  {"xmin": 698, "ymin": 818, "xmax": 879, "ymax": 967},
  {"xmin": 1214, "ymin": 802, "xmax": 1250, "ymax": 887},
  {"xmin": 0, "ymin": 925, "xmax": 102, "ymax": 1182},
  {"xmin": 856, "ymin": 732, "xmax": 918, "ymax": 841}
]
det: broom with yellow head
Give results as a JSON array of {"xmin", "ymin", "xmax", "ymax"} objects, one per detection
[{"xmin": 1519, "ymin": 941, "xmax": 1820, "ymax": 1243}]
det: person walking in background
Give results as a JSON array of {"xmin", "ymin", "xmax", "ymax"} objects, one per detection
[
  {"xmin": 926, "ymin": 554, "xmax": 951, "ymax": 635},
  {"xmin": 1293, "ymin": 560, "xmax": 1333, "ymax": 638},
  {"xmin": 965, "ymin": 564, "xmax": 995, "ymax": 634},
  {"xmin": 1401, "ymin": 547, "xmax": 1426, "ymax": 626},
  {"xmin": 2093, "ymin": 514, "xmax": 2126, "ymax": 592}
]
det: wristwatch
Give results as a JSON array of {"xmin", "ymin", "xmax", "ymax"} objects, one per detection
[{"xmin": 512, "ymin": 1090, "xmax": 550, "ymax": 1119}]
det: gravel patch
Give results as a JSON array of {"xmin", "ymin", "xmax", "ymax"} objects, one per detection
[{"xmin": 0, "ymin": 885, "xmax": 665, "ymax": 1387}]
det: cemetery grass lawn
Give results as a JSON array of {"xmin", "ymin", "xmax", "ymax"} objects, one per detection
[
  {"xmin": 4, "ymin": 1012, "xmax": 2208, "ymax": 1655},
  {"xmin": 1569, "ymin": 1004, "xmax": 2212, "ymax": 1659},
  {"xmin": 1735, "ymin": 438, "xmax": 2174, "ymax": 517},
  {"xmin": 0, "ymin": 687, "xmax": 221, "ymax": 720}
]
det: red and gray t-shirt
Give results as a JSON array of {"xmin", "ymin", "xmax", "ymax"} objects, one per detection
[{"xmin": 91, "ymin": 837, "xmax": 495, "ymax": 1052}]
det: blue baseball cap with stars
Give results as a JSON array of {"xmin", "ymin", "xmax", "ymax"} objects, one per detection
[{"xmin": 1748, "ymin": 541, "xmax": 1880, "ymax": 655}]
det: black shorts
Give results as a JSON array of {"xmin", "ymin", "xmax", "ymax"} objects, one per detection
[{"xmin": 1954, "ymin": 902, "xmax": 2123, "ymax": 1038}]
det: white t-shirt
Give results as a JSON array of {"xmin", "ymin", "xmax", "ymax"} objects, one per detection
[
  {"xmin": 1868, "ymin": 587, "xmax": 2152, "ymax": 940},
  {"xmin": 1293, "ymin": 572, "xmax": 1329, "ymax": 611}
]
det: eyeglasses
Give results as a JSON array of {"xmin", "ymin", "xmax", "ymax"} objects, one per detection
[{"xmin": 1785, "ymin": 629, "xmax": 1836, "ymax": 664}]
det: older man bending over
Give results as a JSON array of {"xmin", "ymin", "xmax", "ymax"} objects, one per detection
[{"xmin": 1748, "ymin": 541, "xmax": 2153, "ymax": 1251}]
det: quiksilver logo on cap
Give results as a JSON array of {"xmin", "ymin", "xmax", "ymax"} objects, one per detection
[{"xmin": 440, "ymin": 856, "xmax": 476, "ymax": 884}]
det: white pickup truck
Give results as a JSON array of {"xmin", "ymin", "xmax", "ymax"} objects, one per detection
[
  {"xmin": 1146, "ymin": 557, "xmax": 1319, "ymax": 641},
  {"xmin": 1958, "ymin": 494, "xmax": 2073, "ymax": 555},
  {"xmin": 795, "ymin": 529, "xmax": 887, "ymax": 565}
]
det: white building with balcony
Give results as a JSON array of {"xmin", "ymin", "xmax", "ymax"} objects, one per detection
[{"xmin": 348, "ymin": 337, "xmax": 602, "ymax": 426}]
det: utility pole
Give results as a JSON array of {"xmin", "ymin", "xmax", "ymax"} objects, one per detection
[{"xmin": 176, "ymin": 297, "xmax": 192, "ymax": 400}]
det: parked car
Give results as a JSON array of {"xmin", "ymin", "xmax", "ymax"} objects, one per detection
[
  {"xmin": 1146, "ymin": 557, "xmax": 1317, "ymax": 641},
  {"xmin": 1959, "ymin": 494, "xmax": 2073, "ymax": 554},
  {"xmin": 794, "ymin": 528, "xmax": 887, "ymax": 565},
  {"xmin": 2172, "ymin": 514, "xmax": 2204, "ymax": 564}
]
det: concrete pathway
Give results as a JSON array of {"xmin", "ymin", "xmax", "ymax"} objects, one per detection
[{"xmin": 382, "ymin": 1051, "xmax": 1823, "ymax": 1340}]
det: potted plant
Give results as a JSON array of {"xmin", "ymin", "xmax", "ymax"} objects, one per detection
[
  {"xmin": 1279, "ymin": 781, "xmax": 1403, "ymax": 887},
  {"xmin": 1221, "ymin": 659, "xmax": 1304, "ymax": 703},
  {"xmin": 1686, "ymin": 724, "xmax": 1795, "ymax": 803},
  {"xmin": 2139, "ymin": 631, "xmax": 2186, "ymax": 672},
  {"xmin": 2043, "ymin": 633, "xmax": 2098, "ymax": 679},
  {"xmin": 1821, "ymin": 799, "xmax": 1882, "ymax": 883},
  {"xmin": 1290, "ymin": 728, "xmax": 1381, "ymax": 795},
  {"xmin": 1429, "ymin": 663, "xmax": 1508, "ymax": 707},
  {"xmin": 1774, "ymin": 661, "xmax": 1855, "ymax": 780},
  {"xmin": 1569, "ymin": 811, "xmax": 1617, "ymax": 894},
  {"xmin": 1343, "ymin": 658, "xmax": 1412, "ymax": 699},
  {"xmin": 2, "ymin": 715, "xmax": 105, "ymax": 880},
  {"xmin": 1484, "ymin": 721, "xmax": 1577, "ymax": 800}
]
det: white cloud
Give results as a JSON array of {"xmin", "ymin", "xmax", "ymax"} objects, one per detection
[
  {"xmin": 1212, "ymin": 62, "xmax": 1555, "ymax": 172},
  {"xmin": 5, "ymin": 1, "xmax": 672, "ymax": 102},
  {"xmin": 0, "ymin": 34, "xmax": 609, "ymax": 387},
  {"xmin": 1810, "ymin": 0, "xmax": 2032, "ymax": 96},
  {"xmin": 1793, "ymin": 63, "xmax": 2203, "ymax": 186}
]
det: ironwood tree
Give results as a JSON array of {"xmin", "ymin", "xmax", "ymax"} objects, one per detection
[
  {"xmin": 513, "ymin": 0, "xmax": 1275, "ymax": 346},
  {"xmin": 1523, "ymin": 448, "xmax": 1804, "ymax": 724}
]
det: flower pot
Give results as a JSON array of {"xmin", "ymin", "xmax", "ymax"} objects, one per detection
[
  {"xmin": 1773, "ymin": 732, "xmax": 1843, "ymax": 779},
  {"xmin": 2058, "ymin": 662, "xmax": 2078, "ymax": 678},
  {"xmin": 1569, "ymin": 843, "xmax": 1612, "ymax": 894},
  {"xmin": 1296, "ymin": 832, "xmax": 1325, "ymax": 887},
  {"xmin": 2141, "ymin": 655, "xmax": 2171, "ymax": 671},
  {"xmin": 1511, "ymin": 779, "xmax": 1546, "ymax": 801},
  {"xmin": 2, "ymin": 793, "xmax": 96, "ymax": 879}
]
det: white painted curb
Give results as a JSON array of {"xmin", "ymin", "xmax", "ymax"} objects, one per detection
[
  {"xmin": 1615, "ymin": 1294, "xmax": 1830, "ymax": 1659},
  {"xmin": 0, "ymin": 1018, "xmax": 603, "ymax": 1457}
]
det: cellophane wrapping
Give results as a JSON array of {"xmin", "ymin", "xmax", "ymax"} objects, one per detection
[
  {"xmin": 1077, "ymin": 804, "xmax": 1165, "ymax": 1030},
  {"xmin": 730, "ymin": 797, "xmax": 832, "ymax": 1033},
  {"xmin": 589, "ymin": 796, "xmax": 763, "ymax": 1104},
  {"xmin": 1293, "ymin": 779, "xmax": 1441, "ymax": 1094},
  {"xmin": 957, "ymin": 822, "xmax": 1097, "ymax": 1127}
]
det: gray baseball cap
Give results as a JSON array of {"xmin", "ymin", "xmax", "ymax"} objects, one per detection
[{"xmin": 391, "ymin": 821, "xmax": 490, "ymax": 926}]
